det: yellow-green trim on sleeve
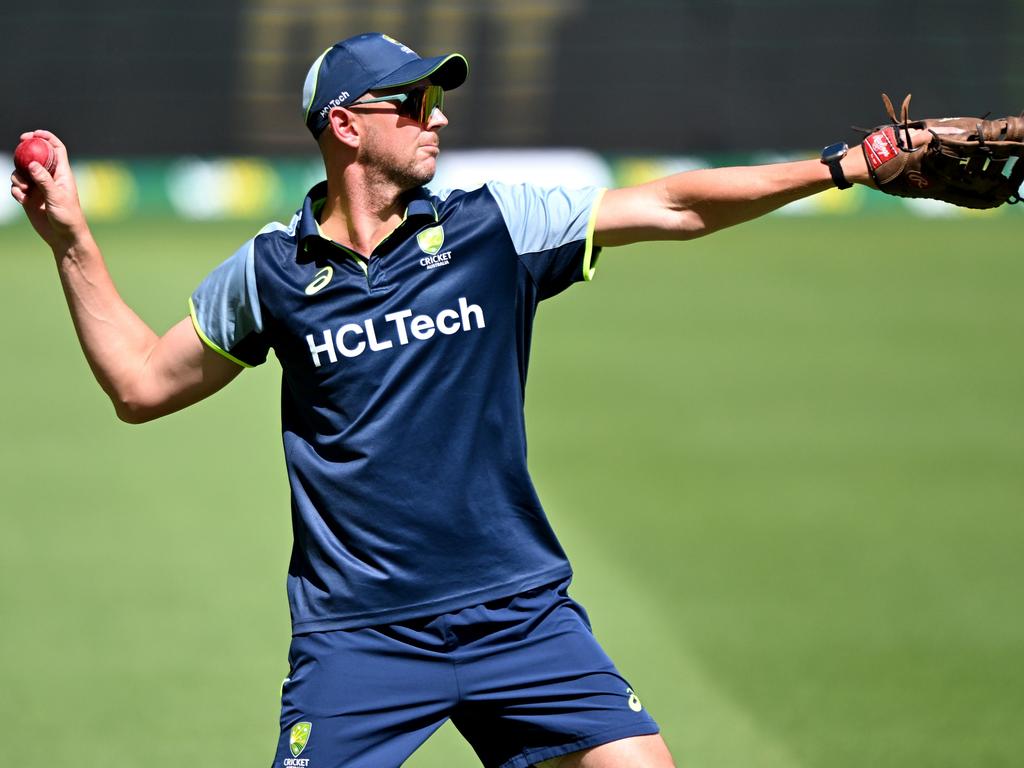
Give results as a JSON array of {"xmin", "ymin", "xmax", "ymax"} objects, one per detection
[
  {"xmin": 583, "ymin": 187, "xmax": 607, "ymax": 282},
  {"xmin": 188, "ymin": 297, "xmax": 254, "ymax": 369}
]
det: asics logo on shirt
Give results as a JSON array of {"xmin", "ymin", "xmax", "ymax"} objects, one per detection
[
  {"xmin": 305, "ymin": 266, "xmax": 334, "ymax": 295},
  {"xmin": 305, "ymin": 297, "xmax": 485, "ymax": 366}
]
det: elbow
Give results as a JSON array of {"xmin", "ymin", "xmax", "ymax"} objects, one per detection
[
  {"xmin": 111, "ymin": 387, "xmax": 161, "ymax": 425},
  {"xmin": 114, "ymin": 399, "xmax": 155, "ymax": 424}
]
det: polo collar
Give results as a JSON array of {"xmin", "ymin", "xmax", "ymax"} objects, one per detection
[{"xmin": 298, "ymin": 181, "xmax": 439, "ymax": 250}]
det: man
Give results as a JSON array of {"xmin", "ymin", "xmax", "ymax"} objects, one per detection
[{"xmin": 10, "ymin": 32, "xmax": 915, "ymax": 768}]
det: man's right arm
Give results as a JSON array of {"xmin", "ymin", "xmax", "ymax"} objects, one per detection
[{"xmin": 10, "ymin": 130, "xmax": 243, "ymax": 423}]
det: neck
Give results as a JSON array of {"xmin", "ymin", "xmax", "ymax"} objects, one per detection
[{"xmin": 318, "ymin": 165, "xmax": 410, "ymax": 255}]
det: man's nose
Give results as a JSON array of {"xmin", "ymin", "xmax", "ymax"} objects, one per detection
[{"xmin": 426, "ymin": 107, "xmax": 448, "ymax": 131}]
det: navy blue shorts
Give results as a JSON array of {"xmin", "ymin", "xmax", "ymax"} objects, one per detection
[{"xmin": 271, "ymin": 579, "xmax": 659, "ymax": 768}]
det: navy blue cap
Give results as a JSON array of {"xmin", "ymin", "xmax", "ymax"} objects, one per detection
[{"xmin": 302, "ymin": 33, "xmax": 469, "ymax": 138}]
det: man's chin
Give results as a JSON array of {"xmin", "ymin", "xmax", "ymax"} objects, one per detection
[
  {"xmin": 378, "ymin": 156, "xmax": 438, "ymax": 193},
  {"xmin": 405, "ymin": 159, "xmax": 437, "ymax": 189}
]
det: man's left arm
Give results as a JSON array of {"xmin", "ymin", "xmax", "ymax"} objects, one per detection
[{"xmin": 594, "ymin": 146, "xmax": 874, "ymax": 248}]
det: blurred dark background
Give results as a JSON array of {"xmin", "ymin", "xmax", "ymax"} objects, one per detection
[{"xmin": 4, "ymin": 0, "xmax": 1023, "ymax": 156}]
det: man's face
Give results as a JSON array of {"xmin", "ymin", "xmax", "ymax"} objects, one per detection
[{"xmin": 351, "ymin": 82, "xmax": 449, "ymax": 192}]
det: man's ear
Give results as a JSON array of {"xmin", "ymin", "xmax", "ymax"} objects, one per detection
[{"xmin": 327, "ymin": 107, "xmax": 360, "ymax": 148}]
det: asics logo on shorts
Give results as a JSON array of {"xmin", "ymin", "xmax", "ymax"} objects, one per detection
[{"xmin": 627, "ymin": 687, "xmax": 643, "ymax": 712}]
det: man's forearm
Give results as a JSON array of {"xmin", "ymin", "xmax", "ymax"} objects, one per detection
[
  {"xmin": 53, "ymin": 230, "xmax": 160, "ymax": 416},
  {"xmin": 658, "ymin": 149, "xmax": 872, "ymax": 238},
  {"xmin": 14, "ymin": 134, "xmax": 241, "ymax": 424},
  {"xmin": 595, "ymin": 143, "xmax": 877, "ymax": 247}
]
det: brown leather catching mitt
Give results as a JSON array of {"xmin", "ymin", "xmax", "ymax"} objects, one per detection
[{"xmin": 862, "ymin": 93, "xmax": 1024, "ymax": 209}]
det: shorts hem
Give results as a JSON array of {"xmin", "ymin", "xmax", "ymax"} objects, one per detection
[{"xmin": 496, "ymin": 721, "xmax": 662, "ymax": 768}]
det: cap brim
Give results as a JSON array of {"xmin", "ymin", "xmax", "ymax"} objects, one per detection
[{"xmin": 374, "ymin": 53, "xmax": 469, "ymax": 91}]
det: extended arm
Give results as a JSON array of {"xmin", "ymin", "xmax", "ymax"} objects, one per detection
[
  {"xmin": 10, "ymin": 130, "xmax": 242, "ymax": 423},
  {"xmin": 595, "ymin": 139, "xmax": 887, "ymax": 247}
]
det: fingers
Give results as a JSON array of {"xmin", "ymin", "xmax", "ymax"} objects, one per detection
[
  {"xmin": 20, "ymin": 128, "xmax": 63, "ymax": 147},
  {"xmin": 10, "ymin": 169, "xmax": 44, "ymax": 209},
  {"xmin": 11, "ymin": 169, "xmax": 30, "ymax": 192},
  {"xmin": 908, "ymin": 127, "xmax": 934, "ymax": 150},
  {"xmin": 27, "ymin": 129, "xmax": 68, "ymax": 157},
  {"xmin": 17, "ymin": 129, "xmax": 70, "ymax": 175},
  {"xmin": 23, "ymin": 159, "xmax": 57, "ymax": 194},
  {"xmin": 10, "ymin": 168, "xmax": 33, "ymax": 204},
  {"xmin": 9, "ymin": 163, "xmax": 49, "ymax": 206}
]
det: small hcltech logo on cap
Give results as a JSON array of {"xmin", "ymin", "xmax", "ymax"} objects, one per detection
[
  {"xmin": 289, "ymin": 721, "xmax": 312, "ymax": 757},
  {"xmin": 417, "ymin": 225, "xmax": 445, "ymax": 256}
]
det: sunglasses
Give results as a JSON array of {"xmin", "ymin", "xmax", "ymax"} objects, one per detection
[{"xmin": 348, "ymin": 85, "xmax": 445, "ymax": 124}]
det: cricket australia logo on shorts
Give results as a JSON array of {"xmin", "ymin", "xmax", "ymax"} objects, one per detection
[
  {"xmin": 283, "ymin": 721, "xmax": 312, "ymax": 766},
  {"xmin": 305, "ymin": 297, "xmax": 486, "ymax": 366}
]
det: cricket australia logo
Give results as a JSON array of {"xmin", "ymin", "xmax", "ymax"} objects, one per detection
[
  {"xmin": 381, "ymin": 34, "xmax": 416, "ymax": 55},
  {"xmin": 417, "ymin": 225, "xmax": 453, "ymax": 269},
  {"xmin": 289, "ymin": 721, "xmax": 312, "ymax": 758},
  {"xmin": 417, "ymin": 225, "xmax": 445, "ymax": 255}
]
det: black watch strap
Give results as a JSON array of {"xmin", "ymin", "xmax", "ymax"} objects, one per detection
[{"xmin": 821, "ymin": 142, "xmax": 852, "ymax": 190}]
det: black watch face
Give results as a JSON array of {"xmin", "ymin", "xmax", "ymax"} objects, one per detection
[{"xmin": 822, "ymin": 142, "xmax": 848, "ymax": 162}]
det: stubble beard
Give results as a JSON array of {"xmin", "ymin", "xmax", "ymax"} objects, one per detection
[
  {"xmin": 377, "ymin": 158, "xmax": 435, "ymax": 193},
  {"xmin": 363, "ymin": 134, "xmax": 437, "ymax": 194}
]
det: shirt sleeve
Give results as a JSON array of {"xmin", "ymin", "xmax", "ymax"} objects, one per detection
[
  {"xmin": 188, "ymin": 238, "xmax": 270, "ymax": 367},
  {"xmin": 485, "ymin": 181, "xmax": 606, "ymax": 300}
]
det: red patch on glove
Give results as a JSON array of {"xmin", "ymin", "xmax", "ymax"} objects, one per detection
[{"xmin": 865, "ymin": 127, "xmax": 900, "ymax": 169}]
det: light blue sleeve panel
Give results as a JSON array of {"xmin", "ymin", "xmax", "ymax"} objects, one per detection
[
  {"xmin": 485, "ymin": 181, "xmax": 606, "ymax": 300},
  {"xmin": 188, "ymin": 238, "xmax": 269, "ymax": 368}
]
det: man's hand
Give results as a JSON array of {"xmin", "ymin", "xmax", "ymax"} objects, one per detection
[
  {"xmin": 861, "ymin": 93, "xmax": 1024, "ymax": 209},
  {"xmin": 10, "ymin": 130, "xmax": 244, "ymax": 422},
  {"xmin": 9, "ymin": 130, "xmax": 88, "ymax": 252}
]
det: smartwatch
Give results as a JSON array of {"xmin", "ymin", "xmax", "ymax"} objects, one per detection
[{"xmin": 820, "ymin": 142, "xmax": 852, "ymax": 190}]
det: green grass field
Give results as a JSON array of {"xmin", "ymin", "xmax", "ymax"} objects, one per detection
[{"xmin": 1, "ymin": 213, "xmax": 1022, "ymax": 767}]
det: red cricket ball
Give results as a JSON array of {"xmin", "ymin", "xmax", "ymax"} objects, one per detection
[{"xmin": 13, "ymin": 136, "xmax": 57, "ymax": 177}]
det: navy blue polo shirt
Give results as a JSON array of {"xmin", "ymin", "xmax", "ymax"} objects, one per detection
[{"xmin": 190, "ymin": 180, "xmax": 605, "ymax": 633}]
